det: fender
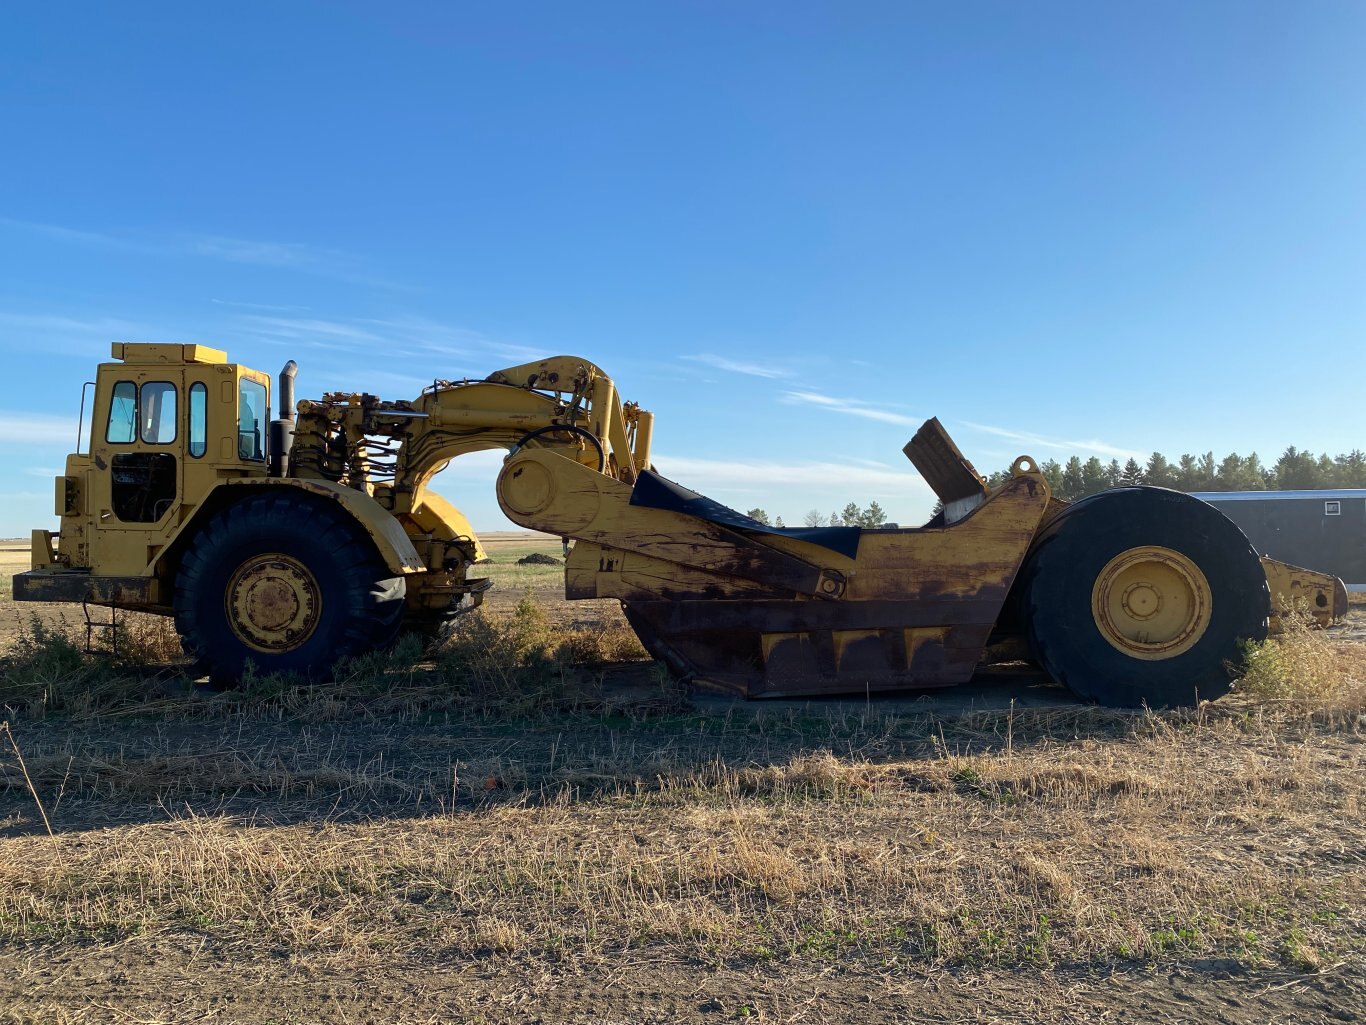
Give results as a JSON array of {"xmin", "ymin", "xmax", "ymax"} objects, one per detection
[{"xmin": 156, "ymin": 479, "xmax": 426, "ymax": 578}]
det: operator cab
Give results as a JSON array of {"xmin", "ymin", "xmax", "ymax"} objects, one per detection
[
  {"xmin": 38, "ymin": 343, "xmax": 272, "ymax": 581},
  {"xmin": 89, "ymin": 343, "xmax": 271, "ymax": 529}
]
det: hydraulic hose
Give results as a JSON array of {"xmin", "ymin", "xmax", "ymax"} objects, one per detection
[{"xmin": 511, "ymin": 425, "xmax": 607, "ymax": 474}]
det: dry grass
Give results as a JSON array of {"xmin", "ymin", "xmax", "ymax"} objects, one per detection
[
  {"xmin": 428, "ymin": 591, "xmax": 656, "ymax": 717},
  {"xmin": 0, "ymin": 595, "xmax": 1364, "ymax": 985},
  {"xmin": 108, "ymin": 613, "xmax": 186, "ymax": 664},
  {"xmin": 0, "ymin": 594, "xmax": 657, "ymax": 722},
  {"xmin": 1239, "ymin": 602, "xmax": 1366, "ymax": 703},
  {"xmin": 0, "ymin": 712, "xmax": 1361, "ymax": 972}
]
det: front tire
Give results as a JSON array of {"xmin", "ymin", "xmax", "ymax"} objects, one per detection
[
  {"xmin": 1021, "ymin": 487, "xmax": 1268, "ymax": 708},
  {"xmin": 173, "ymin": 492, "xmax": 406, "ymax": 683}
]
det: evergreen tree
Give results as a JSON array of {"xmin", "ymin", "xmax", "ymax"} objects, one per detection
[
  {"xmin": 1316, "ymin": 454, "xmax": 1338, "ymax": 488},
  {"xmin": 774, "ymin": 515, "xmax": 785, "ymax": 528},
  {"xmin": 1216, "ymin": 453, "xmax": 1245, "ymax": 490},
  {"xmin": 1243, "ymin": 452, "xmax": 1269, "ymax": 490},
  {"xmin": 861, "ymin": 500, "xmax": 888, "ymax": 527},
  {"xmin": 1120, "ymin": 457, "xmax": 1144, "ymax": 485},
  {"xmin": 1197, "ymin": 452, "xmax": 1217, "ymax": 490},
  {"xmin": 1274, "ymin": 447, "xmax": 1318, "ymax": 489},
  {"xmin": 1038, "ymin": 459, "xmax": 1064, "ymax": 494},
  {"xmin": 1081, "ymin": 457, "xmax": 1108, "ymax": 496},
  {"xmin": 829, "ymin": 510, "xmax": 841, "ymax": 528},
  {"xmin": 1174, "ymin": 454, "xmax": 1200, "ymax": 491},
  {"xmin": 840, "ymin": 502, "xmax": 862, "ymax": 526},
  {"xmin": 1144, "ymin": 452, "xmax": 1174, "ymax": 488},
  {"xmin": 1061, "ymin": 456, "xmax": 1085, "ymax": 499},
  {"xmin": 745, "ymin": 508, "xmax": 771, "ymax": 526},
  {"xmin": 1336, "ymin": 450, "xmax": 1366, "ymax": 487},
  {"xmin": 1106, "ymin": 458, "xmax": 1123, "ymax": 488}
]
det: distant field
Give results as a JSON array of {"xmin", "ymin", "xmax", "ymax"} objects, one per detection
[{"xmin": 474, "ymin": 535, "xmax": 567, "ymax": 590}]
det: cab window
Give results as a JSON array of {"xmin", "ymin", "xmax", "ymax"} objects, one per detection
[
  {"xmin": 107, "ymin": 381, "xmax": 137, "ymax": 443},
  {"xmin": 238, "ymin": 378, "xmax": 268, "ymax": 461},
  {"xmin": 188, "ymin": 382, "xmax": 207, "ymax": 458},
  {"xmin": 140, "ymin": 382, "xmax": 177, "ymax": 444}
]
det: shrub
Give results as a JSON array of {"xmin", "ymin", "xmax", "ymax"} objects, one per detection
[
  {"xmin": 435, "ymin": 591, "xmax": 660, "ymax": 716},
  {"xmin": 1238, "ymin": 602, "xmax": 1357, "ymax": 700},
  {"xmin": 0, "ymin": 615, "xmax": 110, "ymax": 714}
]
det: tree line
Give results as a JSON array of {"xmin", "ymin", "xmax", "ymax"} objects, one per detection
[
  {"xmin": 739, "ymin": 445, "xmax": 1365, "ymax": 532},
  {"xmin": 984, "ymin": 447, "xmax": 1366, "ymax": 501},
  {"xmin": 745, "ymin": 502, "xmax": 890, "ymax": 529}
]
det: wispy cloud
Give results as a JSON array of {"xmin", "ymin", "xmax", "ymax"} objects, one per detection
[
  {"xmin": 782, "ymin": 390, "xmax": 920, "ymax": 427},
  {"xmin": 656, "ymin": 454, "xmax": 929, "ymax": 495},
  {"xmin": 232, "ymin": 311, "xmax": 549, "ymax": 369},
  {"xmin": 211, "ymin": 298, "xmax": 313, "ymax": 313},
  {"xmin": 0, "ymin": 412, "xmax": 80, "ymax": 445},
  {"xmin": 681, "ymin": 354, "xmax": 790, "ymax": 379},
  {"xmin": 358, "ymin": 316, "xmax": 486, "ymax": 358},
  {"xmin": 190, "ymin": 236, "xmax": 323, "ymax": 268},
  {"xmin": 1, "ymin": 217, "xmax": 408, "ymax": 289},
  {"xmin": 1, "ymin": 218, "xmax": 151, "ymax": 254},
  {"xmin": 960, "ymin": 421, "xmax": 1142, "ymax": 461},
  {"xmin": 239, "ymin": 314, "xmax": 386, "ymax": 346},
  {"xmin": 0, "ymin": 312, "xmax": 148, "ymax": 337}
]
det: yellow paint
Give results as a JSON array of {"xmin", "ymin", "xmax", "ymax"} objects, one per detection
[
  {"xmin": 225, "ymin": 552, "xmax": 321, "ymax": 653},
  {"xmin": 111, "ymin": 342, "xmax": 227, "ymax": 365},
  {"xmin": 1261, "ymin": 556, "xmax": 1348, "ymax": 629},
  {"xmin": 1089, "ymin": 546, "xmax": 1213, "ymax": 659},
  {"xmin": 30, "ymin": 530, "xmax": 55, "ymax": 569},
  {"xmin": 64, "ymin": 347, "xmax": 268, "ymax": 580}
]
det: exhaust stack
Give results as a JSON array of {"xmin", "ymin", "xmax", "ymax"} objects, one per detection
[{"xmin": 268, "ymin": 359, "xmax": 298, "ymax": 477}]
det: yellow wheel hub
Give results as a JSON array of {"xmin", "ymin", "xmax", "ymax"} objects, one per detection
[
  {"xmin": 225, "ymin": 554, "xmax": 322, "ymax": 654},
  {"xmin": 1091, "ymin": 546, "xmax": 1212, "ymax": 660}
]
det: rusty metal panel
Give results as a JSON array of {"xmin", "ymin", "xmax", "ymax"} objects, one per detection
[
  {"xmin": 1260, "ymin": 556, "xmax": 1349, "ymax": 628},
  {"xmin": 13, "ymin": 571, "xmax": 160, "ymax": 608},
  {"xmin": 566, "ymin": 542, "xmax": 793, "ymax": 602},
  {"xmin": 623, "ymin": 598, "xmax": 1003, "ymax": 697},
  {"xmin": 903, "ymin": 417, "xmax": 988, "ymax": 505},
  {"xmin": 556, "ymin": 462, "xmax": 1050, "ymax": 699}
]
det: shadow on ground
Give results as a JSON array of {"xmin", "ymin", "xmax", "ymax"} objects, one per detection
[{"xmin": 0, "ymin": 660, "xmax": 1148, "ymax": 837}]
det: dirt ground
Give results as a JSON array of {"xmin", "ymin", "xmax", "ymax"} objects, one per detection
[
  {"xmin": 2, "ymin": 538, "xmax": 1364, "ymax": 1024},
  {"xmin": 4, "ymin": 943, "xmax": 1361, "ymax": 1024}
]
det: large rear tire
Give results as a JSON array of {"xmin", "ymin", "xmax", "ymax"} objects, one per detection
[
  {"xmin": 173, "ymin": 492, "xmax": 407, "ymax": 683},
  {"xmin": 1021, "ymin": 487, "xmax": 1268, "ymax": 708}
]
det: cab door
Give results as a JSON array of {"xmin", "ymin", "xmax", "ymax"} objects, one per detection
[{"xmin": 88, "ymin": 368, "xmax": 185, "ymax": 575}]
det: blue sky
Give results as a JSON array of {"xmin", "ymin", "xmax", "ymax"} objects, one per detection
[{"xmin": 2, "ymin": 2, "xmax": 1364, "ymax": 536}]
